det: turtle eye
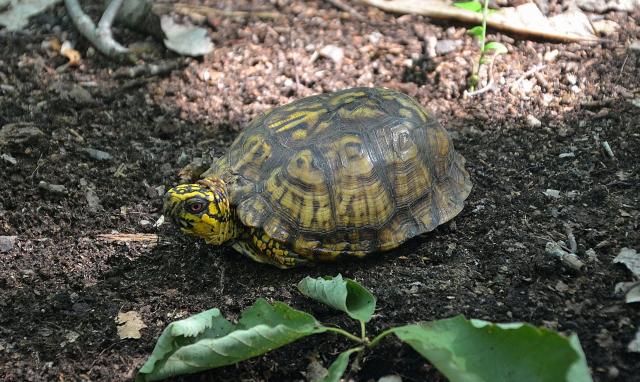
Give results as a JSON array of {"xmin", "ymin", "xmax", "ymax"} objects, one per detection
[{"xmin": 188, "ymin": 201, "xmax": 205, "ymax": 214}]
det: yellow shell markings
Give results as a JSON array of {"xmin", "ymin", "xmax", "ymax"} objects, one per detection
[
  {"xmin": 328, "ymin": 90, "xmax": 367, "ymax": 106},
  {"xmin": 377, "ymin": 212, "xmax": 421, "ymax": 252},
  {"xmin": 321, "ymin": 134, "xmax": 394, "ymax": 228},
  {"xmin": 337, "ymin": 101, "xmax": 386, "ymax": 120},
  {"xmin": 264, "ymin": 149, "xmax": 334, "ymax": 232},
  {"xmin": 268, "ymin": 109, "xmax": 325, "ymax": 133},
  {"xmin": 229, "ymin": 133, "xmax": 272, "ymax": 182}
]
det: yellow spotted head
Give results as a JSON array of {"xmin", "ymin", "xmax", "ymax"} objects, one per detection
[{"xmin": 163, "ymin": 178, "xmax": 237, "ymax": 245}]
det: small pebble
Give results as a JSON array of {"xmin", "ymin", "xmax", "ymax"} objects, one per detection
[
  {"xmin": 0, "ymin": 236, "xmax": 17, "ymax": 252},
  {"xmin": 521, "ymin": 79, "xmax": 534, "ymax": 94},
  {"xmin": 38, "ymin": 181, "xmax": 67, "ymax": 195},
  {"xmin": 544, "ymin": 50, "xmax": 559, "ymax": 62},
  {"xmin": 1, "ymin": 153, "xmax": 17, "ymax": 165},
  {"xmin": 629, "ymin": 40, "xmax": 640, "ymax": 52},
  {"xmin": 367, "ymin": 32, "xmax": 382, "ymax": 44},
  {"xmin": 526, "ymin": 115, "xmax": 542, "ymax": 127},
  {"xmin": 543, "ymin": 189, "xmax": 561, "ymax": 198},
  {"xmin": 319, "ymin": 45, "xmax": 344, "ymax": 66},
  {"xmin": 140, "ymin": 220, "xmax": 151, "ymax": 227},
  {"xmin": 85, "ymin": 187, "xmax": 102, "ymax": 212},
  {"xmin": 68, "ymin": 85, "xmax": 94, "ymax": 104},
  {"xmin": 435, "ymin": 39, "xmax": 461, "ymax": 55},
  {"xmin": 177, "ymin": 151, "xmax": 189, "ymax": 166},
  {"xmin": 378, "ymin": 375, "xmax": 403, "ymax": 382},
  {"xmin": 592, "ymin": 20, "xmax": 619, "ymax": 36},
  {"xmin": 83, "ymin": 147, "xmax": 112, "ymax": 161},
  {"xmin": 559, "ymin": 152, "xmax": 575, "ymax": 158}
]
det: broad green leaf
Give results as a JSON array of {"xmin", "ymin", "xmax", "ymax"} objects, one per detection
[
  {"xmin": 468, "ymin": 26, "xmax": 485, "ymax": 38},
  {"xmin": 297, "ymin": 274, "xmax": 376, "ymax": 322},
  {"xmin": 484, "ymin": 41, "xmax": 508, "ymax": 54},
  {"xmin": 137, "ymin": 299, "xmax": 326, "ymax": 381},
  {"xmin": 319, "ymin": 347, "xmax": 362, "ymax": 382},
  {"xmin": 453, "ymin": 1, "xmax": 483, "ymax": 12},
  {"xmin": 392, "ymin": 315, "xmax": 592, "ymax": 382}
]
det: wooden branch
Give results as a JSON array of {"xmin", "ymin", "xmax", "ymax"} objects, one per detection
[
  {"xmin": 362, "ymin": 0, "xmax": 600, "ymax": 43},
  {"xmin": 65, "ymin": 0, "xmax": 136, "ymax": 63},
  {"xmin": 325, "ymin": 0, "xmax": 367, "ymax": 21},
  {"xmin": 151, "ymin": 3, "xmax": 282, "ymax": 20}
]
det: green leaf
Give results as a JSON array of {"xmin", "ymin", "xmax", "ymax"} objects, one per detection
[
  {"xmin": 392, "ymin": 315, "xmax": 593, "ymax": 382},
  {"xmin": 468, "ymin": 26, "xmax": 485, "ymax": 38},
  {"xmin": 319, "ymin": 347, "xmax": 362, "ymax": 382},
  {"xmin": 297, "ymin": 274, "xmax": 376, "ymax": 322},
  {"xmin": 137, "ymin": 300, "xmax": 326, "ymax": 381},
  {"xmin": 484, "ymin": 41, "xmax": 508, "ymax": 54},
  {"xmin": 453, "ymin": 1, "xmax": 483, "ymax": 12}
]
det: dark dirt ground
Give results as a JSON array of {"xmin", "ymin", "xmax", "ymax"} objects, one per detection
[{"xmin": 1, "ymin": 1, "xmax": 640, "ymax": 381}]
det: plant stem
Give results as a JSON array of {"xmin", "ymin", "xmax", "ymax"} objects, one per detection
[
  {"xmin": 325, "ymin": 327, "xmax": 364, "ymax": 343},
  {"xmin": 470, "ymin": 0, "xmax": 490, "ymax": 90},
  {"xmin": 360, "ymin": 321, "xmax": 366, "ymax": 340},
  {"xmin": 367, "ymin": 328, "xmax": 396, "ymax": 348}
]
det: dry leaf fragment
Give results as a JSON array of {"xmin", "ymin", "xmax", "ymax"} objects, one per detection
[
  {"xmin": 614, "ymin": 247, "xmax": 640, "ymax": 278},
  {"xmin": 60, "ymin": 40, "xmax": 81, "ymax": 66},
  {"xmin": 116, "ymin": 311, "xmax": 147, "ymax": 339},
  {"xmin": 629, "ymin": 327, "xmax": 640, "ymax": 353}
]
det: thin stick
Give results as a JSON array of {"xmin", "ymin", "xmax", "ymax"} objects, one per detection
[
  {"xmin": 152, "ymin": 3, "xmax": 281, "ymax": 20},
  {"xmin": 465, "ymin": 80, "xmax": 495, "ymax": 97},
  {"xmin": 564, "ymin": 224, "xmax": 577, "ymax": 253},
  {"xmin": 510, "ymin": 64, "xmax": 546, "ymax": 88},
  {"xmin": 325, "ymin": 0, "xmax": 368, "ymax": 21},
  {"xmin": 362, "ymin": 0, "xmax": 601, "ymax": 43},
  {"xmin": 64, "ymin": 0, "xmax": 135, "ymax": 62},
  {"xmin": 98, "ymin": 0, "xmax": 124, "ymax": 30},
  {"xmin": 545, "ymin": 241, "xmax": 584, "ymax": 271}
]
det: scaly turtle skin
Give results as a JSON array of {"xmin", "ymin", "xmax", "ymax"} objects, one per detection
[{"xmin": 163, "ymin": 87, "xmax": 472, "ymax": 268}]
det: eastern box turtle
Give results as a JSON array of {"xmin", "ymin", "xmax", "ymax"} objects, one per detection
[{"xmin": 163, "ymin": 87, "xmax": 472, "ymax": 268}]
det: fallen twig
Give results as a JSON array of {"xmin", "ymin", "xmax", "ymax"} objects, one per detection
[
  {"xmin": 564, "ymin": 224, "xmax": 577, "ymax": 254},
  {"xmin": 97, "ymin": 233, "xmax": 158, "ymax": 242},
  {"xmin": 65, "ymin": 0, "xmax": 136, "ymax": 63},
  {"xmin": 545, "ymin": 241, "xmax": 585, "ymax": 272},
  {"xmin": 510, "ymin": 64, "xmax": 546, "ymax": 90},
  {"xmin": 362, "ymin": 0, "xmax": 600, "ymax": 43},
  {"xmin": 325, "ymin": 0, "xmax": 368, "ymax": 21},
  {"xmin": 151, "ymin": 3, "xmax": 281, "ymax": 20},
  {"xmin": 602, "ymin": 141, "xmax": 615, "ymax": 159}
]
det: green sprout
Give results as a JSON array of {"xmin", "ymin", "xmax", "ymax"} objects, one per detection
[{"xmin": 454, "ymin": 0, "xmax": 508, "ymax": 91}]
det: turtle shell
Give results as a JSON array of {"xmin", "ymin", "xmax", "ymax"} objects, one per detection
[{"xmin": 205, "ymin": 87, "xmax": 472, "ymax": 260}]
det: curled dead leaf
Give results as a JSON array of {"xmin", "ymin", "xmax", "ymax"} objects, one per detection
[
  {"xmin": 116, "ymin": 311, "xmax": 147, "ymax": 339},
  {"xmin": 60, "ymin": 41, "xmax": 81, "ymax": 66}
]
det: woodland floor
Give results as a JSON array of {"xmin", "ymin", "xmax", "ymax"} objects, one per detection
[{"xmin": 1, "ymin": 1, "xmax": 639, "ymax": 381}]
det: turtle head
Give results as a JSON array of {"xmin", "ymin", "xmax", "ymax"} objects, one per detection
[{"xmin": 163, "ymin": 178, "xmax": 237, "ymax": 245}]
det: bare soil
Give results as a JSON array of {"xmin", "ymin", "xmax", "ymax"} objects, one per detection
[{"xmin": 1, "ymin": 1, "xmax": 639, "ymax": 381}]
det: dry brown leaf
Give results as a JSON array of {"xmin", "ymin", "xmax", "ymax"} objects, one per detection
[
  {"xmin": 363, "ymin": 0, "xmax": 599, "ymax": 42},
  {"xmin": 116, "ymin": 311, "xmax": 146, "ymax": 339},
  {"xmin": 60, "ymin": 41, "xmax": 81, "ymax": 66}
]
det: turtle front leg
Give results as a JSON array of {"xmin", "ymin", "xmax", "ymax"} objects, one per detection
[{"xmin": 231, "ymin": 230, "xmax": 307, "ymax": 268}]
